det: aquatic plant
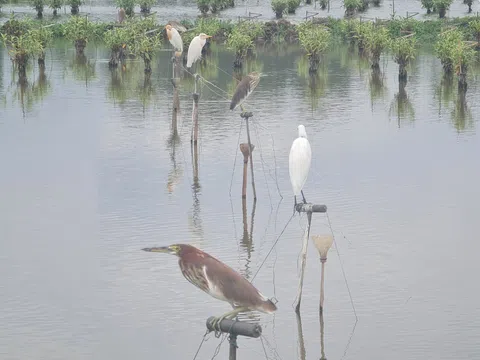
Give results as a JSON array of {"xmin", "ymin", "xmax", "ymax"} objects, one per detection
[
  {"xmin": 0, "ymin": 0, "xmax": 7, "ymax": 12},
  {"xmin": 1, "ymin": 15, "xmax": 33, "ymax": 38},
  {"xmin": 31, "ymin": 0, "xmax": 45, "ymax": 18},
  {"xmin": 138, "ymin": 0, "xmax": 156, "ymax": 14},
  {"xmin": 227, "ymin": 29, "xmax": 254, "ymax": 68},
  {"xmin": 196, "ymin": 0, "xmax": 210, "ymax": 14},
  {"xmin": 389, "ymin": 35, "xmax": 416, "ymax": 82},
  {"xmin": 420, "ymin": 0, "xmax": 435, "ymax": 14},
  {"xmin": 434, "ymin": 29, "xmax": 463, "ymax": 73},
  {"xmin": 463, "ymin": 0, "xmax": 473, "ymax": 13},
  {"xmin": 116, "ymin": 0, "xmax": 135, "ymax": 16},
  {"xmin": 371, "ymin": 0, "xmax": 381, "ymax": 6},
  {"xmin": 297, "ymin": 22, "xmax": 331, "ymax": 73},
  {"xmin": 30, "ymin": 25, "xmax": 53, "ymax": 67},
  {"xmin": 67, "ymin": 0, "xmax": 83, "ymax": 14},
  {"xmin": 1, "ymin": 27, "xmax": 44, "ymax": 80},
  {"xmin": 127, "ymin": 17, "xmax": 161, "ymax": 73},
  {"xmin": 271, "ymin": 0, "xmax": 288, "ymax": 19},
  {"xmin": 469, "ymin": 20, "xmax": 480, "ymax": 48},
  {"xmin": 351, "ymin": 20, "xmax": 371, "ymax": 54},
  {"xmin": 357, "ymin": 0, "xmax": 368, "ymax": 12},
  {"xmin": 343, "ymin": 0, "xmax": 361, "ymax": 17},
  {"xmin": 363, "ymin": 24, "xmax": 390, "ymax": 69},
  {"xmin": 48, "ymin": 0, "xmax": 63, "ymax": 15},
  {"xmin": 320, "ymin": 0, "xmax": 328, "ymax": 9},
  {"xmin": 104, "ymin": 27, "xmax": 130, "ymax": 68},
  {"xmin": 63, "ymin": 15, "xmax": 96, "ymax": 56},
  {"xmin": 263, "ymin": 19, "xmax": 298, "ymax": 43},
  {"xmin": 432, "ymin": 0, "xmax": 453, "ymax": 18},
  {"xmin": 286, "ymin": 0, "xmax": 300, "ymax": 14}
]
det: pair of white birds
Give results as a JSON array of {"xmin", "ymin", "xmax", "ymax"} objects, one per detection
[
  {"xmin": 164, "ymin": 24, "xmax": 211, "ymax": 68},
  {"xmin": 289, "ymin": 125, "xmax": 311, "ymax": 209}
]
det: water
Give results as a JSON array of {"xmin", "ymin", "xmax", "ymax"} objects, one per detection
[
  {"xmin": 1, "ymin": 0, "xmax": 479, "ymax": 25},
  {"xmin": 1, "ymin": 39, "xmax": 480, "ymax": 360}
]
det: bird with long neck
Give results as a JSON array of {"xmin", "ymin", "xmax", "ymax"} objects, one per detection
[
  {"xmin": 186, "ymin": 33, "xmax": 212, "ymax": 68},
  {"xmin": 142, "ymin": 243, "xmax": 277, "ymax": 329},
  {"xmin": 289, "ymin": 124, "xmax": 312, "ymax": 211}
]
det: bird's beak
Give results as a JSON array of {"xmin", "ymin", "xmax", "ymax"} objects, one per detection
[
  {"xmin": 206, "ymin": 35, "xmax": 212, "ymax": 38},
  {"xmin": 142, "ymin": 246, "xmax": 170, "ymax": 253}
]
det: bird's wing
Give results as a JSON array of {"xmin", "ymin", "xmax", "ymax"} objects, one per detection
[
  {"xmin": 288, "ymin": 138, "xmax": 312, "ymax": 196},
  {"xmin": 172, "ymin": 29, "xmax": 183, "ymax": 53},
  {"xmin": 230, "ymin": 77, "xmax": 251, "ymax": 110},
  {"xmin": 187, "ymin": 37, "xmax": 201, "ymax": 67},
  {"xmin": 203, "ymin": 255, "xmax": 267, "ymax": 308}
]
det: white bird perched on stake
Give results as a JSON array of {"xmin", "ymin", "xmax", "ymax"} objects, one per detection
[
  {"xmin": 165, "ymin": 24, "xmax": 183, "ymax": 57},
  {"xmin": 289, "ymin": 125, "xmax": 312, "ymax": 210},
  {"xmin": 186, "ymin": 33, "xmax": 212, "ymax": 68}
]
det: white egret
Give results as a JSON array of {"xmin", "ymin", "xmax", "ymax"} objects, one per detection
[
  {"xmin": 230, "ymin": 72, "xmax": 261, "ymax": 111},
  {"xmin": 288, "ymin": 125, "xmax": 312, "ymax": 208},
  {"xmin": 186, "ymin": 33, "xmax": 212, "ymax": 68},
  {"xmin": 165, "ymin": 24, "xmax": 183, "ymax": 57}
]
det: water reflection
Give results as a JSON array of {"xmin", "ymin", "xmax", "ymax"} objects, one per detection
[
  {"xmin": 435, "ymin": 74, "xmax": 455, "ymax": 112},
  {"xmin": 239, "ymin": 197, "xmax": 256, "ymax": 280},
  {"xmin": 66, "ymin": 54, "xmax": 96, "ymax": 86},
  {"xmin": 166, "ymin": 131, "xmax": 183, "ymax": 194},
  {"xmin": 368, "ymin": 69, "xmax": 387, "ymax": 106},
  {"xmin": 451, "ymin": 92, "xmax": 474, "ymax": 133},
  {"xmin": 188, "ymin": 142, "xmax": 204, "ymax": 242},
  {"xmin": 389, "ymin": 81, "xmax": 415, "ymax": 126},
  {"xmin": 107, "ymin": 61, "xmax": 157, "ymax": 108},
  {"xmin": 319, "ymin": 311, "xmax": 326, "ymax": 360},
  {"xmin": 297, "ymin": 56, "xmax": 328, "ymax": 110},
  {"xmin": 295, "ymin": 311, "xmax": 307, "ymax": 360},
  {"xmin": 5, "ymin": 67, "xmax": 51, "ymax": 116}
]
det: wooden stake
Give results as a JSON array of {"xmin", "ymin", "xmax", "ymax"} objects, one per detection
[
  {"xmin": 240, "ymin": 112, "xmax": 257, "ymax": 200},
  {"xmin": 295, "ymin": 312, "xmax": 307, "ymax": 360},
  {"xmin": 295, "ymin": 211, "xmax": 312, "ymax": 313},
  {"xmin": 171, "ymin": 78, "xmax": 179, "ymax": 136},
  {"xmin": 240, "ymin": 143, "xmax": 255, "ymax": 199}
]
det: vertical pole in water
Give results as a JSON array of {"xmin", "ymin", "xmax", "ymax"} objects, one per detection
[
  {"xmin": 240, "ymin": 112, "xmax": 257, "ymax": 201},
  {"xmin": 171, "ymin": 78, "xmax": 179, "ymax": 135},
  {"xmin": 191, "ymin": 74, "xmax": 200, "ymax": 144},
  {"xmin": 319, "ymin": 310, "xmax": 326, "ymax": 360},
  {"xmin": 295, "ymin": 211, "xmax": 312, "ymax": 313},
  {"xmin": 229, "ymin": 334, "xmax": 238, "ymax": 360},
  {"xmin": 240, "ymin": 143, "xmax": 255, "ymax": 199},
  {"xmin": 320, "ymin": 259, "xmax": 326, "ymax": 314}
]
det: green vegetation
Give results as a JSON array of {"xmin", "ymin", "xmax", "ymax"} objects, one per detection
[
  {"xmin": 0, "ymin": 0, "xmax": 7, "ymax": 11},
  {"xmin": 271, "ymin": 0, "xmax": 287, "ymax": 19},
  {"xmin": 320, "ymin": 0, "xmax": 328, "ymax": 9},
  {"xmin": 0, "ymin": 18, "xmax": 44, "ymax": 80},
  {"xmin": 67, "ymin": 0, "xmax": 83, "ymax": 15},
  {"xmin": 127, "ymin": 17, "xmax": 161, "ymax": 74},
  {"xmin": 389, "ymin": 35, "xmax": 416, "ymax": 82},
  {"xmin": 104, "ymin": 26, "xmax": 130, "ymax": 68},
  {"xmin": 286, "ymin": 0, "xmax": 300, "ymax": 14},
  {"xmin": 31, "ymin": 0, "xmax": 45, "ymax": 18},
  {"xmin": 433, "ymin": 0, "xmax": 453, "ymax": 18},
  {"xmin": 435, "ymin": 29, "xmax": 476, "ymax": 92},
  {"xmin": 363, "ymin": 23, "xmax": 390, "ymax": 69},
  {"xmin": 195, "ymin": 0, "xmax": 234, "ymax": 15},
  {"xmin": 298, "ymin": 22, "xmax": 331, "ymax": 73},
  {"xmin": 343, "ymin": 0, "xmax": 362, "ymax": 16},
  {"xmin": 116, "ymin": 0, "xmax": 135, "ymax": 16},
  {"xmin": 420, "ymin": 0, "xmax": 435, "ymax": 14},
  {"xmin": 31, "ymin": 25, "xmax": 53, "ymax": 66},
  {"xmin": 63, "ymin": 15, "xmax": 97, "ymax": 55},
  {"xmin": 138, "ymin": 0, "xmax": 156, "ymax": 14},
  {"xmin": 463, "ymin": 0, "xmax": 473, "ymax": 13},
  {"xmin": 226, "ymin": 21, "xmax": 263, "ymax": 67},
  {"xmin": 48, "ymin": 0, "xmax": 63, "ymax": 15}
]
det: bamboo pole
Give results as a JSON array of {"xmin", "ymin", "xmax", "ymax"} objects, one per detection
[
  {"xmin": 240, "ymin": 143, "xmax": 255, "ymax": 199},
  {"xmin": 240, "ymin": 112, "xmax": 257, "ymax": 200}
]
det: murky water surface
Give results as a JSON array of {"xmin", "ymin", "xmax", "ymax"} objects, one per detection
[{"xmin": 1, "ymin": 33, "xmax": 480, "ymax": 360}]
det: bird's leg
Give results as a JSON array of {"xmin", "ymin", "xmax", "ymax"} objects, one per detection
[
  {"xmin": 209, "ymin": 307, "xmax": 250, "ymax": 332},
  {"xmin": 301, "ymin": 190, "xmax": 307, "ymax": 204},
  {"xmin": 293, "ymin": 195, "xmax": 298, "ymax": 215},
  {"xmin": 240, "ymin": 104, "xmax": 245, "ymax": 113}
]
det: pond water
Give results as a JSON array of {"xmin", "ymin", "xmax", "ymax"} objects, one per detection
[
  {"xmin": 1, "ymin": 39, "xmax": 480, "ymax": 360},
  {"xmin": 1, "ymin": 0, "xmax": 479, "ymax": 26}
]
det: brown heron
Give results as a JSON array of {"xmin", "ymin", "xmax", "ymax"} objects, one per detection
[
  {"xmin": 142, "ymin": 244, "xmax": 277, "ymax": 330},
  {"xmin": 230, "ymin": 72, "xmax": 261, "ymax": 111}
]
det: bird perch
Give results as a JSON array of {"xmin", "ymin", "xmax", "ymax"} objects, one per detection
[
  {"xmin": 191, "ymin": 74, "xmax": 200, "ymax": 144},
  {"xmin": 240, "ymin": 143, "xmax": 255, "ymax": 199},
  {"xmin": 240, "ymin": 112, "xmax": 257, "ymax": 200},
  {"xmin": 293, "ymin": 202, "xmax": 328, "ymax": 313}
]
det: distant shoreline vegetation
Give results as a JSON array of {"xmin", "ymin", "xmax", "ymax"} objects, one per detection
[{"xmin": 1, "ymin": 11, "xmax": 479, "ymax": 85}]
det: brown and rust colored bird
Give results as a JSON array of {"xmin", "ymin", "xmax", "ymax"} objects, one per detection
[
  {"xmin": 142, "ymin": 244, "xmax": 277, "ymax": 329},
  {"xmin": 230, "ymin": 72, "xmax": 261, "ymax": 111}
]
